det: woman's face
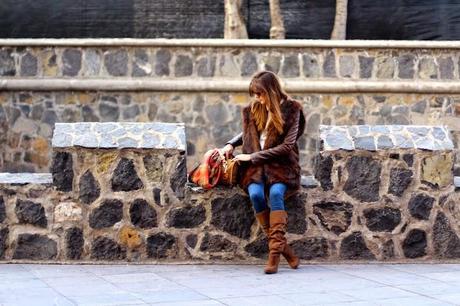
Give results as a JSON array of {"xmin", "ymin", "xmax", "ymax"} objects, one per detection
[{"xmin": 255, "ymin": 91, "xmax": 268, "ymax": 107}]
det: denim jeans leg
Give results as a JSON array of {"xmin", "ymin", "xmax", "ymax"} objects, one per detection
[
  {"xmin": 248, "ymin": 182, "xmax": 268, "ymax": 213},
  {"xmin": 269, "ymin": 183, "xmax": 287, "ymax": 211}
]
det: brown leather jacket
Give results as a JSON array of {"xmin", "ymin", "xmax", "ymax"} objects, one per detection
[{"xmin": 227, "ymin": 98, "xmax": 305, "ymax": 197}]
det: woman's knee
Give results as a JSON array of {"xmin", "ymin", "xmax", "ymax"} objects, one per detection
[{"xmin": 249, "ymin": 189, "xmax": 265, "ymax": 204}]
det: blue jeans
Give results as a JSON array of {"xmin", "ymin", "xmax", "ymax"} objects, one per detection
[{"xmin": 248, "ymin": 182, "xmax": 287, "ymax": 213}]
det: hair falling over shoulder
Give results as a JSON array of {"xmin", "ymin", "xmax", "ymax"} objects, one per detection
[{"xmin": 249, "ymin": 71, "xmax": 288, "ymax": 135}]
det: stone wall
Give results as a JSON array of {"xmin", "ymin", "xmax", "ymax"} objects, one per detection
[
  {"xmin": 1, "ymin": 40, "xmax": 460, "ymax": 175},
  {"xmin": 0, "ymin": 122, "xmax": 459, "ymax": 263}
]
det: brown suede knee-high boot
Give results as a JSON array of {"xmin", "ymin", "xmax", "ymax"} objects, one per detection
[
  {"xmin": 264, "ymin": 210, "xmax": 299, "ymax": 274},
  {"xmin": 255, "ymin": 210, "xmax": 270, "ymax": 236}
]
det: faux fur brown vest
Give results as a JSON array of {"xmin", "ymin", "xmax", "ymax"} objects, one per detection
[{"xmin": 239, "ymin": 98, "xmax": 306, "ymax": 197}]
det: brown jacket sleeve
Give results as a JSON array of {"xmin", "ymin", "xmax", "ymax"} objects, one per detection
[{"xmin": 249, "ymin": 110, "xmax": 300, "ymax": 165}]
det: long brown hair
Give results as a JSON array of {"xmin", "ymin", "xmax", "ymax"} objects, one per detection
[{"xmin": 249, "ymin": 71, "xmax": 288, "ymax": 134}]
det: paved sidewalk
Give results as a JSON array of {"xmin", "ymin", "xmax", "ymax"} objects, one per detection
[{"xmin": 1, "ymin": 263, "xmax": 460, "ymax": 306}]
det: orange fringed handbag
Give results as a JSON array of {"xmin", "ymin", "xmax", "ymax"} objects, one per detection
[{"xmin": 188, "ymin": 149, "xmax": 239, "ymax": 189}]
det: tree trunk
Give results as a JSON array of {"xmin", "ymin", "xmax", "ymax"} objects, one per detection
[
  {"xmin": 269, "ymin": 0, "xmax": 285, "ymax": 39},
  {"xmin": 224, "ymin": 0, "xmax": 248, "ymax": 39},
  {"xmin": 331, "ymin": 0, "xmax": 348, "ymax": 40}
]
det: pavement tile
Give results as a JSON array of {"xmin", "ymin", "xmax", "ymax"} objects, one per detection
[
  {"xmin": 130, "ymin": 288, "xmax": 210, "ymax": 304},
  {"xmin": 279, "ymin": 291, "xmax": 359, "ymax": 305},
  {"xmin": 219, "ymin": 295, "xmax": 296, "ymax": 306},
  {"xmin": 398, "ymin": 281, "xmax": 460, "ymax": 296},
  {"xmin": 368, "ymin": 296, "xmax": 454, "ymax": 306},
  {"xmin": 337, "ymin": 286, "xmax": 422, "ymax": 300}
]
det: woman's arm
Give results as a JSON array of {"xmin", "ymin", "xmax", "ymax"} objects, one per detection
[
  {"xmin": 226, "ymin": 132, "xmax": 243, "ymax": 148},
  {"xmin": 250, "ymin": 111, "xmax": 300, "ymax": 165}
]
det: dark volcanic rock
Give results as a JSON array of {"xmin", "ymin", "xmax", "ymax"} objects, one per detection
[
  {"xmin": 146, "ymin": 233, "xmax": 176, "ymax": 259},
  {"xmin": 285, "ymin": 193, "xmax": 307, "ymax": 234},
  {"xmin": 313, "ymin": 201, "xmax": 353, "ymax": 235},
  {"xmin": 13, "ymin": 234, "xmax": 57, "ymax": 260},
  {"xmin": 89, "ymin": 199, "xmax": 123, "ymax": 229},
  {"xmin": 433, "ymin": 212, "xmax": 460, "ymax": 258},
  {"xmin": 91, "ymin": 237, "xmax": 126, "ymax": 260},
  {"xmin": 129, "ymin": 199, "xmax": 157, "ymax": 229},
  {"xmin": 340, "ymin": 232, "xmax": 375, "ymax": 260},
  {"xmin": 0, "ymin": 228, "xmax": 8, "ymax": 259},
  {"xmin": 344, "ymin": 156, "xmax": 381, "ymax": 202},
  {"xmin": 79, "ymin": 170, "xmax": 100, "ymax": 204},
  {"xmin": 245, "ymin": 236, "xmax": 268, "ymax": 259},
  {"xmin": 66, "ymin": 227, "xmax": 84, "ymax": 260},
  {"xmin": 290, "ymin": 237, "xmax": 329, "ymax": 260},
  {"xmin": 186, "ymin": 234, "xmax": 198, "ymax": 249},
  {"xmin": 211, "ymin": 194, "xmax": 255, "ymax": 239},
  {"xmin": 408, "ymin": 194, "xmax": 434, "ymax": 220},
  {"xmin": 15, "ymin": 199, "xmax": 47, "ymax": 228},
  {"xmin": 403, "ymin": 229, "xmax": 427, "ymax": 258},
  {"xmin": 363, "ymin": 207, "xmax": 401, "ymax": 232},
  {"xmin": 0, "ymin": 196, "xmax": 5, "ymax": 223},
  {"xmin": 111, "ymin": 158, "xmax": 144, "ymax": 192},
  {"xmin": 314, "ymin": 154, "xmax": 333, "ymax": 191},
  {"xmin": 167, "ymin": 205, "xmax": 206, "ymax": 228},
  {"xmin": 382, "ymin": 240, "xmax": 395, "ymax": 259},
  {"xmin": 200, "ymin": 233, "xmax": 237, "ymax": 252},
  {"xmin": 170, "ymin": 156, "xmax": 187, "ymax": 199},
  {"xmin": 51, "ymin": 151, "xmax": 74, "ymax": 192},
  {"xmin": 388, "ymin": 168, "xmax": 413, "ymax": 197}
]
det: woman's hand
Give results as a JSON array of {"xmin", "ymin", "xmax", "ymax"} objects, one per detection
[
  {"xmin": 232, "ymin": 154, "xmax": 251, "ymax": 162},
  {"xmin": 220, "ymin": 144, "xmax": 234, "ymax": 159}
]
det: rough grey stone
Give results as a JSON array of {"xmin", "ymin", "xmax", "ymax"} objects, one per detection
[
  {"xmin": 281, "ymin": 55, "xmax": 300, "ymax": 77},
  {"xmin": 41, "ymin": 110, "xmax": 57, "ymax": 126},
  {"xmin": 433, "ymin": 212, "xmax": 460, "ymax": 258},
  {"xmin": 323, "ymin": 51, "xmax": 336, "ymax": 77},
  {"xmin": 394, "ymin": 135, "xmax": 415, "ymax": 148},
  {"xmin": 324, "ymin": 132, "xmax": 353, "ymax": 150},
  {"xmin": 354, "ymin": 136, "xmax": 376, "ymax": 151},
  {"xmin": 432, "ymin": 127, "xmax": 447, "ymax": 140},
  {"xmin": 129, "ymin": 199, "xmax": 157, "ymax": 229},
  {"xmin": 411, "ymin": 100, "xmax": 427, "ymax": 114},
  {"xmin": 211, "ymin": 194, "xmax": 255, "ymax": 239},
  {"xmin": 111, "ymin": 158, "xmax": 144, "ymax": 192},
  {"xmin": 382, "ymin": 240, "xmax": 395, "ymax": 260},
  {"xmin": 418, "ymin": 58, "xmax": 438, "ymax": 79},
  {"xmin": 344, "ymin": 156, "xmax": 381, "ymax": 202},
  {"xmin": 439, "ymin": 57, "xmax": 454, "ymax": 79},
  {"xmin": 20, "ymin": 52, "xmax": 37, "ymax": 76},
  {"xmin": 241, "ymin": 52, "xmax": 258, "ymax": 76},
  {"xmin": 117, "ymin": 137, "xmax": 138, "ymax": 148},
  {"xmin": 155, "ymin": 49, "xmax": 171, "ymax": 76},
  {"xmin": 314, "ymin": 154, "xmax": 333, "ymax": 191},
  {"xmin": 89, "ymin": 199, "xmax": 123, "ymax": 229},
  {"xmin": 83, "ymin": 49, "xmax": 101, "ymax": 76},
  {"xmin": 388, "ymin": 168, "xmax": 413, "ymax": 197},
  {"xmin": 104, "ymin": 49, "xmax": 128, "ymax": 76},
  {"xmin": 205, "ymin": 102, "xmax": 228, "ymax": 124},
  {"xmin": 121, "ymin": 104, "xmax": 140, "ymax": 120},
  {"xmin": 408, "ymin": 194, "xmax": 434, "ymax": 220},
  {"xmin": 51, "ymin": 151, "xmax": 74, "ymax": 192},
  {"xmin": 339, "ymin": 55, "xmax": 354, "ymax": 78},
  {"xmin": 313, "ymin": 201, "xmax": 353, "ymax": 235},
  {"xmin": 13, "ymin": 234, "xmax": 57, "ymax": 260},
  {"xmin": 364, "ymin": 207, "xmax": 401, "ymax": 232},
  {"xmin": 174, "ymin": 55, "xmax": 193, "ymax": 77},
  {"xmin": 302, "ymin": 54, "xmax": 319, "ymax": 78},
  {"xmin": 66, "ymin": 227, "xmax": 83, "ymax": 260},
  {"xmin": 146, "ymin": 233, "xmax": 176, "ymax": 259},
  {"xmin": 359, "ymin": 56, "xmax": 374, "ymax": 78},
  {"xmin": 290, "ymin": 237, "xmax": 329, "ymax": 260},
  {"xmin": 200, "ymin": 233, "xmax": 237, "ymax": 252},
  {"xmin": 377, "ymin": 135, "xmax": 394, "ymax": 149},
  {"xmin": 376, "ymin": 57, "xmax": 395, "ymax": 79},
  {"xmin": 170, "ymin": 156, "xmax": 187, "ymax": 199},
  {"xmin": 403, "ymin": 229, "xmax": 427, "ymax": 258},
  {"xmin": 132, "ymin": 49, "xmax": 150, "ymax": 77},
  {"xmin": 91, "ymin": 236, "xmax": 126, "ymax": 260},
  {"xmin": 82, "ymin": 105, "xmax": 99, "ymax": 122},
  {"xmin": 167, "ymin": 205, "xmax": 206, "ymax": 228},
  {"xmin": 79, "ymin": 170, "xmax": 100, "ymax": 205},
  {"xmin": 196, "ymin": 56, "xmax": 216, "ymax": 77},
  {"xmin": 398, "ymin": 54, "xmax": 415, "ymax": 79},
  {"xmin": 340, "ymin": 232, "xmax": 375, "ymax": 260},
  {"xmin": 62, "ymin": 49, "xmax": 82, "ymax": 76},
  {"xmin": 263, "ymin": 54, "xmax": 281, "ymax": 73},
  {"xmin": 99, "ymin": 102, "xmax": 120, "ymax": 122},
  {"xmin": 0, "ymin": 49, "xmax": 16, "ymax": 76}
]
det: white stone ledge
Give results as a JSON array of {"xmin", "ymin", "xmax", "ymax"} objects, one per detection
[
  {"xmin": 0, "ymin": 173, "xmax": 52, "ymax": 184},
  {"xmin": 3, "ymin": 38, "xmax": 460, "ymax": 49},
  {"xmin": 5, "ymin": 78, "xmax": 460, "ymax": 93}
]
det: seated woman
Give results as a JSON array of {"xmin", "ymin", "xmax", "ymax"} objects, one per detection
[{"xmin": 222, "ymin": 70, "xmax": 306, "ymax": 274}]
